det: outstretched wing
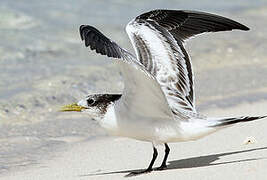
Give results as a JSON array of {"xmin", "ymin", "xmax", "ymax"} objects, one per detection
[
  {"xmin": 126, "ymin": 10, "xmax": 249, "ymax": 117},
  {"xmin": 136, "ymin": 10, "xmax": 249, "ymax": 41},
  {"xmin": 80, "ymin": 25, "xmax": 174, "ymax": 123}
]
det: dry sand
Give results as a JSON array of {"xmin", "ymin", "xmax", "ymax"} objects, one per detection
[{"xmin": 2, "ymin": 101, "xmax": 267, "ymax": 180}]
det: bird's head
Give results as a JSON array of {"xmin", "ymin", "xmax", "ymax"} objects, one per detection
[{"xmin": 61, "ymin": 94, "xmax": 121, "ymax": 119}]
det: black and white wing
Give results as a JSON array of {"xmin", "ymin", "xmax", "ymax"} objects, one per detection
[
  {"xmin": 79, "ymin": 25, "xmax": 174, "ymax": 122},
  {"xmin": 126, "ymin": 10, "xmax": 249, "ymax": 117}
]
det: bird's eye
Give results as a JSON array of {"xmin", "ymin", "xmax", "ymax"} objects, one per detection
[{"xmin": 87, "ymin": 98, "xmax": 95, "ymax": 105}]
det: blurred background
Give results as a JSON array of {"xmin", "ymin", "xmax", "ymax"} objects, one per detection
[{"xmin": 0, "ymin": 0, "xmax": 267, "ymax": 175}]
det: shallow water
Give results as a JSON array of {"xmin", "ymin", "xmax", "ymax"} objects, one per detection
[{"xmin": 1, "ymin": 0, "xmax": 267, "ymax": 175}]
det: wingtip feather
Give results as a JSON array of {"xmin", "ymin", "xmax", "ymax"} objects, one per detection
[{"xmin": 241, "ymin": 25, "xmax": 250, "ymax": 31}]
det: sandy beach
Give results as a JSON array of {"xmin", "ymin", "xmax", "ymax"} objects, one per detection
[
  {"xmin": 2, "ymin": 100, "xmax": 267, "ymax": 180},
  {"xmin": 1, "ymin": 0, "xmax": 267, "ymax": 179}
]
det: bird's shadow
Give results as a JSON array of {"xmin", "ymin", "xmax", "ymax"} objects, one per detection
[{"xmin": 80, "ymin": 146, "xmax": 267, "ymax": 178}]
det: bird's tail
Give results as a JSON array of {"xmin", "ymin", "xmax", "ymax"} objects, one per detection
[{"xmin": 208, "ymin": 115, "xmax": 267, "ymax": 127}]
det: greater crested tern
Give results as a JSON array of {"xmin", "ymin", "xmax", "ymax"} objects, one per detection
[{"xmin": 62, "ymin": 9, "xmax": 266, "ymax": 176}]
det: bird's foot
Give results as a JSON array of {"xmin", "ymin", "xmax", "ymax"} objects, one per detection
[
  {"xmin": 155, "ymin": 164, "xmax": 167, "ymax": 171},
  {"xmin": 125, "ymin": 168, "xmax": 153, "ymax": 177}
]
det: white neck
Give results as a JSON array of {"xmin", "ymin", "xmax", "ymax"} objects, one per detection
[{"xmin": 99, "ymin": 103, "xmax": 119, "ymax": 135}]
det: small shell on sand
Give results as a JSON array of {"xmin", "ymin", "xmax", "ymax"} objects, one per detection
[{"xmin": 243, "ymin": 137, "xmax": 257, "ymax": 145}]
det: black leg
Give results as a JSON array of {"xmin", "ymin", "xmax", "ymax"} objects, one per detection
[
  {"xmin": 147, "ymin": 146, "xmax": 158, "ymax": 171},
  {"xmin": 126, "ymin": 146, "xmax": 158, "ymax": 177},
  {"xmin": 155, "ymin": 143, "xmax": 170, "ymax": 170}
]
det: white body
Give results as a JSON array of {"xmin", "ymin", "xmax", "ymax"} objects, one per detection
[
  {"xmin": 98, "ymin": 58, "xmax": 217, "ymax": 144},
  {"xmin": 101, "ymin": 104, "xmax": 217, "ymax": 144}
]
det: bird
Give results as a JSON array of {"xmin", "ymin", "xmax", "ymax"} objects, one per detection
[{"xmin": 61, "ymin": 9, "xmax": 266, "ymax": 176}]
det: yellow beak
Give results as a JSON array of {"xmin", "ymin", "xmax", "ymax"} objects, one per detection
[{"xmin": 60, "ymin": 103, "xmax": 86, "ymax": 112}]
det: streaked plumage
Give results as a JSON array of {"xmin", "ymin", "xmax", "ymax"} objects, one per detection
[{"xmin": 65, "ymin": 10, "xmax": 265, "ymax": 176}]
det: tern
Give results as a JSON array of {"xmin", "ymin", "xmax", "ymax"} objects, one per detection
[{"xmin": 61, "ymin": 10, "xmax": 266, "ymax": 176}]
